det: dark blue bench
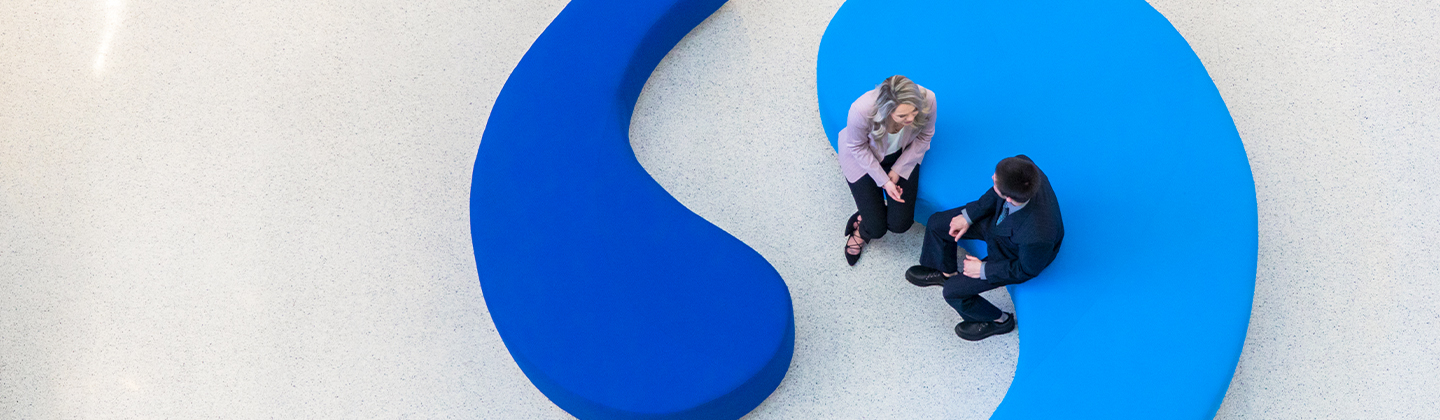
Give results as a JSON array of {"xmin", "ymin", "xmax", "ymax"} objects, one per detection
[{"xmin": 472, "ymin": 0, "xmax": 793, "ymax": 418}]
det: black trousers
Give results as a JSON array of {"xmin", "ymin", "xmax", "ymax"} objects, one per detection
[
  {"xmin": 846, "ymin": 151, "xmax": 920, "ymax": 240},
  {"xmin": 921, "ymin": 207, "xmax": 1004, "ymax": 323}
]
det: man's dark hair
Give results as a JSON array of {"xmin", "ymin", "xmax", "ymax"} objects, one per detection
[{"xmin": 995, "ymin": 157, "xmax": 1041, "ymax": 203}]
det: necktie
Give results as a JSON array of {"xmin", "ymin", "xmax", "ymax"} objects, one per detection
[{"xmin": 996, "ymin": 204, "xmax": 1010, "ymax": 225}]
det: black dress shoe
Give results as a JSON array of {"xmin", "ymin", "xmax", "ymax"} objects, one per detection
[
  {"xmin": 955, "ymin": 312, "xmax": 1016, "ymax": 341},
  {"xmin": 905, "ymin": 265, "xmax": 948, "ymax": 287}
]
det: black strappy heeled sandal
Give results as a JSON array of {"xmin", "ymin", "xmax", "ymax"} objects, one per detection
[
  {"xmin": 844, "ymin": 211, "xmax": 866, "ymax": 266},
  {"xmin": 843, "ymin": 211, "xmax": 861, "ymax": 238},
  {"xmin": 845, "ymin": 233, "xmax": 867, "ymax": 266}
]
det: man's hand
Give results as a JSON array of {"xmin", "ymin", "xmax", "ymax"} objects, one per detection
[
  {"xmin": 883, "ymin": 181, "xmax": 905, "ymax": 203},
  {"xmin": 948, "ymin": 214, "xmax": 970, "ymax": 240},
  {"xmin": 887, "ymin": 170, "xmax": 901, "ymax": 186},
  {"xmin": 962, "ymin": 255, "xmax": 984, "ymax": 278}
]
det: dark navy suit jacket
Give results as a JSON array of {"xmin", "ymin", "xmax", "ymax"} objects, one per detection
[{"xmin": 964, "ymin": 155, "xmax": 1065, "ymax": 285}]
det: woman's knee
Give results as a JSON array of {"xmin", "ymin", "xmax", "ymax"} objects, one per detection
[
  {"xmin": 888, "ymin": 218, "xmax": 914, "ymax": 234},
  {"xmin": 861, "ymin": 226, "xmax": 888, "ymax": 240},
  {"xmin": 860, "ymin": 215, "xmax": 889, "ymax": 240}
]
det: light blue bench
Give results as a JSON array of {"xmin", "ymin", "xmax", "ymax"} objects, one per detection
[{"xmin": 819, "ymin": 1, "xmax": 1257, "ymax": 418}]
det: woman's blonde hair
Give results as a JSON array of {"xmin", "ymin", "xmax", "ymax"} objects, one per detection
[{"xmin": 867, "ymin": 75, "xmax": 931, "ymax": 139}]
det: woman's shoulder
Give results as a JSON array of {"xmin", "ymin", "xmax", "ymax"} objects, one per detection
[
  {"xmin": 918, "ymin": 84, "xmax": 937, "ymax": 104},
  {"xmin": 848, "ymin": 88, "xmax": 879, "ymax": 115},
  {"xmin": 852, "ymin": 87, "xmax": 879, "ymax": 105}
]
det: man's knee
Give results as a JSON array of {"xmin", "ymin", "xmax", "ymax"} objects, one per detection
[
  {"xmin": 926, "ymin": 212, "xmax": 950, "ymax": 233},
  {"xmin": 943, "ymin": 290, "xmax": 981, "ymax": 301}
]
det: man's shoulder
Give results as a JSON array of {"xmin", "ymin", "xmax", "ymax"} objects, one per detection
[{"xmin": 1015, "ymin": 199, "xmax": 1062, "ymax": 241}]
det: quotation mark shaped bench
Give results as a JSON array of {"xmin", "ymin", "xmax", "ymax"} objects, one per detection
[
  {"xmin": 818, "ymin": 0, "xmax": 1257, "ymax": 418},
  {"xmin": 472, "ymin": 0, "xmax": 792, "ymax": 418}
]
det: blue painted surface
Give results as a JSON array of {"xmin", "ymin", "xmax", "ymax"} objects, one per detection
[
  {"xmin": 820, "ymin": 0, "xmax": 1257, "ymax": 418},
  {"xmin": 472, "ymin": 0, "xmax": 793, "ymax": 418}
]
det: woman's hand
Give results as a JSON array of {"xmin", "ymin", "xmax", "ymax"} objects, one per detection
[
  {"xmin": 883, "ymin": 181, "xmax": 905, "ymax": 203},
  {"xmin": 887, "ymin": 170, "xmax": 900, "ymax": 185}
]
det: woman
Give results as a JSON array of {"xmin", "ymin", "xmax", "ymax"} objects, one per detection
[{"xmin": 840, "ymin": 75, "xmax": 937, "ymax": 265}]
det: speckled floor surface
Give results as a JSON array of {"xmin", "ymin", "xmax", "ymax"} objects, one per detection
[{"xmin": 2, "ymin": 0, "xmax": 1438, "ymax": 419}]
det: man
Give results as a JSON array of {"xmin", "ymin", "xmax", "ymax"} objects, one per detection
[{"xmin": 905, "ymin": 155, "xmax": 1064, "ymax": 341}]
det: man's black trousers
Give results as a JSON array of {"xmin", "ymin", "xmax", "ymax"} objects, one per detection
[{"xmin": 921, "ymin": 207, "xmax": 1005, "ymax": 323}]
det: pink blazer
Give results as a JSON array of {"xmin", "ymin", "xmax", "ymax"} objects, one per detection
[{"xmin": 838, "ymin": 85, "xmax": 938, "ymax": 187}]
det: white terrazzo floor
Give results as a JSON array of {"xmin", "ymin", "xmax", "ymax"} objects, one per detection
[{"xmin": 2, "ymin": 0, "xmax": 1438, "ymax": 419}]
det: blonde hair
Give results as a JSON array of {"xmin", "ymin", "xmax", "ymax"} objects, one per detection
[{"xmin": 867, "ymin": 75, "xmax": 931, "ymax": 139}]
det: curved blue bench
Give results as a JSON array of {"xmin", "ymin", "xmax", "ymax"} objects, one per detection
[
  {"xmin": 820, "ymin": 0, "xmax": 1257, "ymax": 418},
  {"xmin": 472, "ymin": 0, "xmax": 792, "ymax": 418}
]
